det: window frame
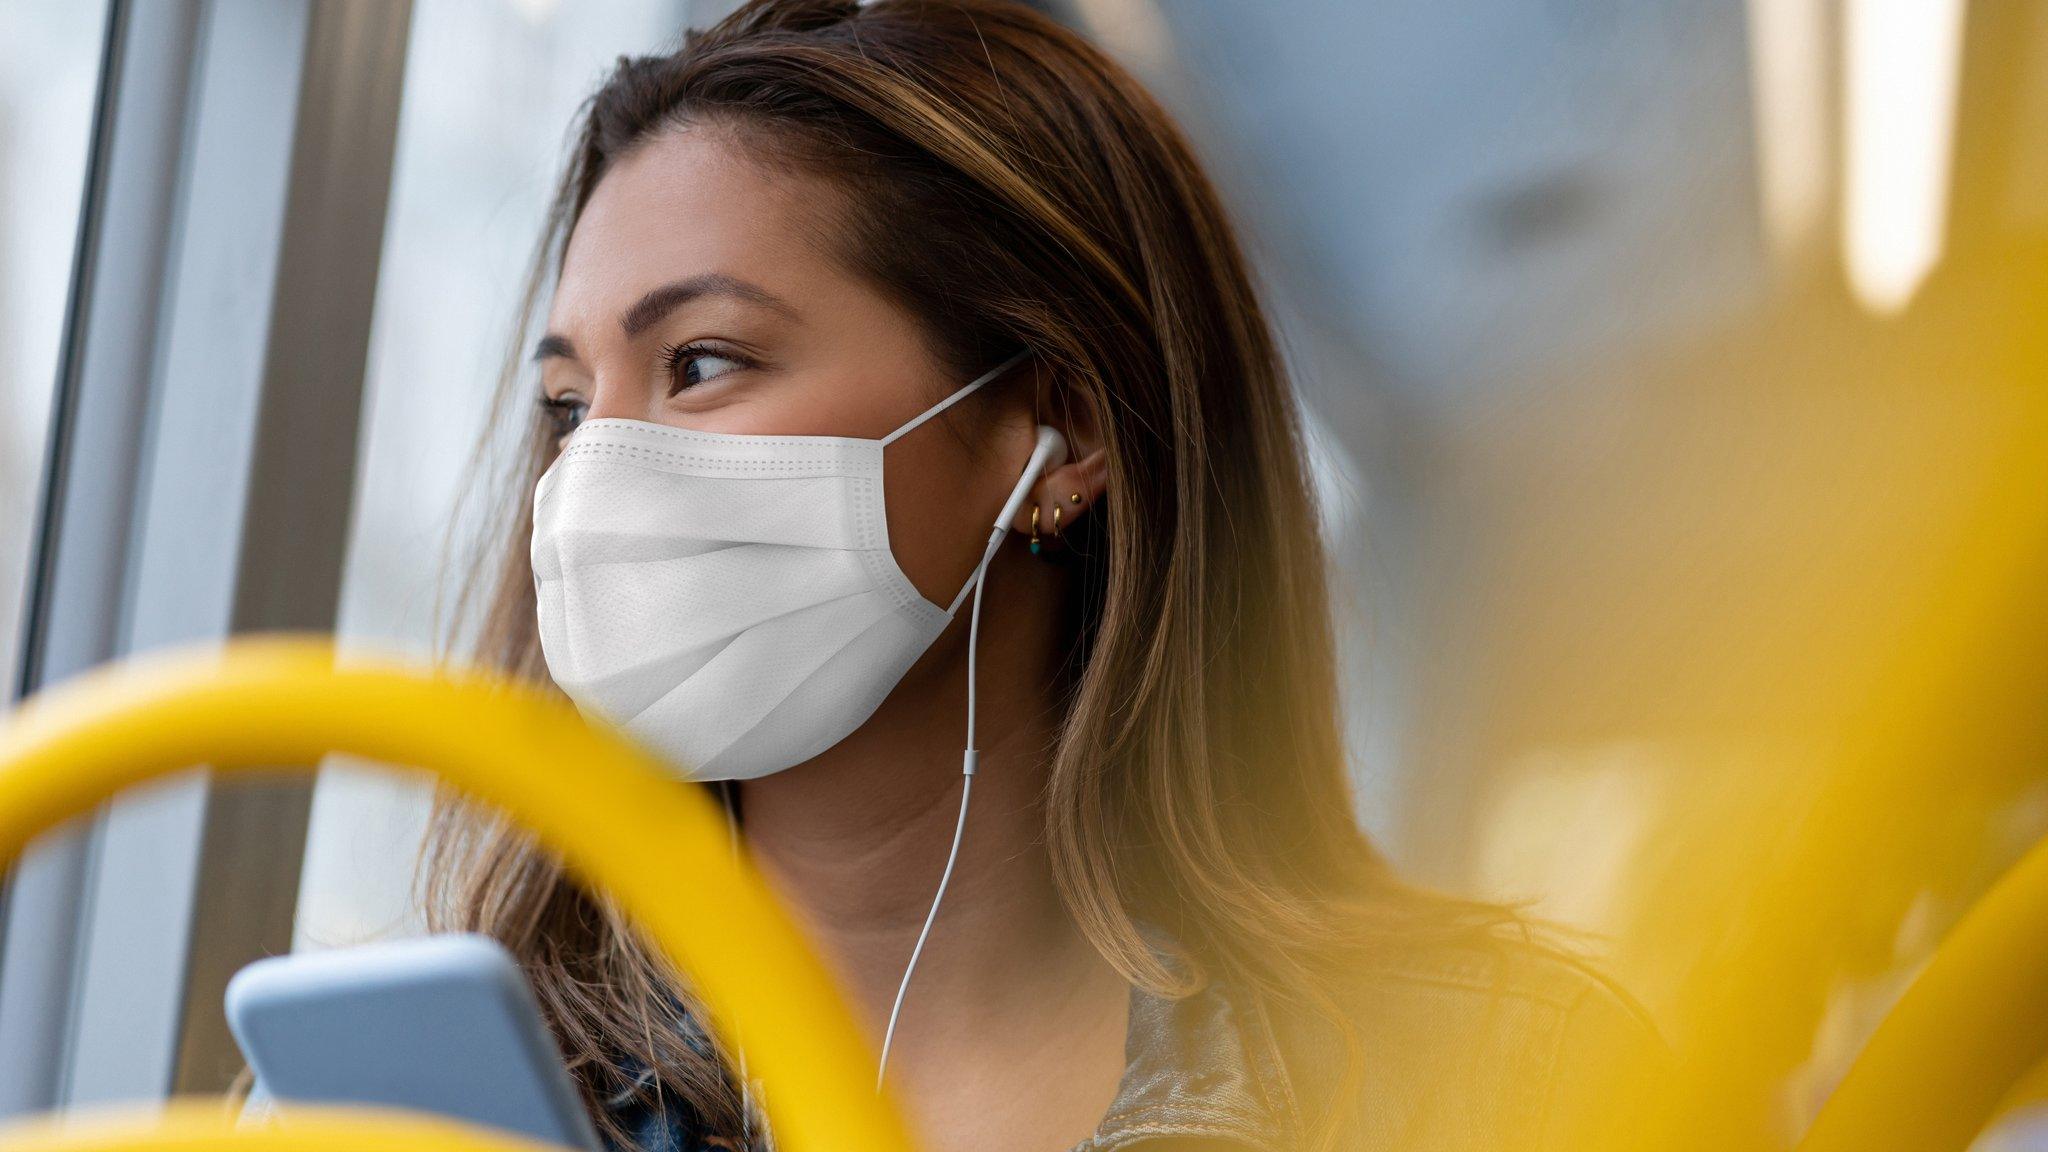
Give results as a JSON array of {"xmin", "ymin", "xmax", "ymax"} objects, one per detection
[{"xmin": 0, "ymin": 0, "xmax": 414, "ymax": 1110}]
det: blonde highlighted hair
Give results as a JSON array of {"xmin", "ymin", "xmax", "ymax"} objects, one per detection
[{"xmin": 424, "ymin": 2, "xmax": 1520, "ymax": 1148}]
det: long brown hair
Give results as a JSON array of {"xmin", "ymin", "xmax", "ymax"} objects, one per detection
[{"xmin": 424, "ymin": 2, "xmax": 1517, "ymax": 1147}]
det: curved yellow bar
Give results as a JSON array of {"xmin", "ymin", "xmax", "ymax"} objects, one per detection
[
  {"xmin": 0, "ymin": 1102, "xmax": 566, "ymax": 1152},
  {"xmin": 1797, "ymin": 831, "xmax": 2048, "ymax": 1152},
  {"xmin": 0, "ymin": 639, "xmax": 914, "ymax": 1152}
]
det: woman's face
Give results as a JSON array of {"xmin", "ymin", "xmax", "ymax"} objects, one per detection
[{"xmin": 536, "ymin": 124, "xmax": 1038, "ymax": 605}]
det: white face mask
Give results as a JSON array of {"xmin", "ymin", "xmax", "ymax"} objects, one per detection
[{"xmin": 530, "ymin": 351, "xmax": 1041, "ymax": 780}]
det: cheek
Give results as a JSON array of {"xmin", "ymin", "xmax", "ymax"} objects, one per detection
[{"xmin": 881, "ymin": 431, "xmax": 1004, "ymax": 605}]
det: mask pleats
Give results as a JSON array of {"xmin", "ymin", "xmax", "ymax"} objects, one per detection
[
  {"xmin": 700, "ymin": 601, "xmax": 948, "ymax": 776},
  {"xmin": 539, "ymin": 456, "xmax": 878, "ymax": 550},
  {"xmin": 539, "ymin": 544, "xmax": 876, "ymax": 710},
  {"xmin": 627, "ymin": 586, "xmax": 909, "ymax": 772}
]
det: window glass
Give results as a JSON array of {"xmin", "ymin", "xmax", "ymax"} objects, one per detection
[
  {"xmin": 296, "ymin": 0, "xmax": 690, "ymax": 951},
  {"xmin": 0, "ymin": 1, "xmax": 109, "ymax": 699}
]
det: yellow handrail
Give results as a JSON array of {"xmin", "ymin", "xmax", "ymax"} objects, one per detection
[
  {"xmin": 6, "ymin": 637, "xmax": 2047, "ymax": 1152},
  {"xmin": 0, "ymin": 1103, "xmax": 572, "ymax": 1152},
  {"xmin": 1796, "ymin": 830, "xmax": 2048, "ymax": 1152},
  {"xmin": 0, "ymin": 638, "xmax": 915, "ymax": 1152}
]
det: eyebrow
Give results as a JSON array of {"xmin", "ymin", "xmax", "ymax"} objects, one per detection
[{"xmin": 531, "ymin": 273, "xmax": 797, "ymax": 363}]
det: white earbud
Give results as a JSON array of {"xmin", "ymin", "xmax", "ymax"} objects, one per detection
[{"xmin": 991, "ymin": 425, "xmax": 1068, "ymax": 534}]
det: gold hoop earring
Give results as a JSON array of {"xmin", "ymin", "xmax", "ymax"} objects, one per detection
[
  {"xmin": 1029, "ymin": 505, "xmax": 1041, "ymax": 555},
  {"xmin": 1052, "ymin": 504, "xmax": 1063, "ymax": 538}
]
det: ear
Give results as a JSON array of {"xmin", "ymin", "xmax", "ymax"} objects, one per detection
[{"xmin": 1009, "ymin": 370, "xmax": 1108, "ymax": 538}]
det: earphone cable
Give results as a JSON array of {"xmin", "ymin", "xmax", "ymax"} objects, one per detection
[
  {"xmin": 876, "ymin": 420, "xmax": 1059, "ymax": 1090},
  {"xmin": 875, "ymin": 523, "xmax": 1003, "ymax": 1090}
]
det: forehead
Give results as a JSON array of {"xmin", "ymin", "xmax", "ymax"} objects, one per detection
[{"xmin": 551, "ymin": 125, "xmax": 843, "ymax": 328}]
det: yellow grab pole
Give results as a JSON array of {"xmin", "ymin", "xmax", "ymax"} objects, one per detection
[
  {"xmin": 1797, "ymin": 830, "xmax": 2048, "ymax": 1152},
  {"xmin": 0, "ymin": 638, "xmax": 915, "ymax": 1152},
  {"xmin": 0, "ymin": 1103, "xmax": 569, "ymax": 1152}
]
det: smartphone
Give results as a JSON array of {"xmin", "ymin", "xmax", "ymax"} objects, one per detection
[{"xmin": 225, "ymin": 933, "xmax": 602, "ymax": 1151}]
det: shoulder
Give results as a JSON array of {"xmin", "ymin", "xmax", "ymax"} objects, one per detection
[{"xmin": 1270, "ymin": 935, "xmax": 1666, "ymax": 1152}]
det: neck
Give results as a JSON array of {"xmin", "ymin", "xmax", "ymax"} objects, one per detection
[
  {"xmin": 732, "ymin": 546, "xmax": 1108, "ymax": 1040},
  {"xmin": 732, "ymin": 546, "xmax": 1132, "ymax": 1150}
]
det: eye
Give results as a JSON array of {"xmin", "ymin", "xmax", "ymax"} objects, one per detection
[
  {"xmin": 539, "ymin": 392, "xmax": 588, "ymax": 440},
  {"xmin": 660, "ymin": 341, "xmax": 748, "ymax": 393}
]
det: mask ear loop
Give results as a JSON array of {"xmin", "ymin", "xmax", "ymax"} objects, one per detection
[
  {"xmin": 877, "ymin": 349, "xmax": 1032, "ymax": 448},
  {"xmin": 876, "ymin": 424, "xmax": 1069, "ymax": 1091}
]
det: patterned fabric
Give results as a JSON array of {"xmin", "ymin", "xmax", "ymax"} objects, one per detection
[
  {"xmin": 608, "ymin": 1087, "xmax": 764, "ymax": 1152},
  {"xmin": 599, "ymin": 1012, "xmax": 774, "ymax": 1152}
]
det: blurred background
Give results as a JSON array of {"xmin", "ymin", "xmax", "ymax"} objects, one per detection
[{"xmin": 0, "ymin": 0, "xmax": 2044, "ymax": 1148}]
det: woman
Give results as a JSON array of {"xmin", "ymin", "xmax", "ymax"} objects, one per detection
[{"xmin": 424, "ymin": 2, "xmax": 1657, "ymax": 1151}]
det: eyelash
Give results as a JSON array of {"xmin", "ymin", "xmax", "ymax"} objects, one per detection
[
  {"xmin": 659, "ymin": 340, "xmax": 751, "ymax": 393},
  {"xmin": 538, "ymin": 393, "xmax": 586, "ymax": 439},
  {"xmin": 535, "ymin": 342, "xmax": 748, "ymax": 438}
]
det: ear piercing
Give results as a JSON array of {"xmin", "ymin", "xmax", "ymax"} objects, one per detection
[{"xmin": 1032, "ymin": 495, "xmax": 1086, "ymax": 558}]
